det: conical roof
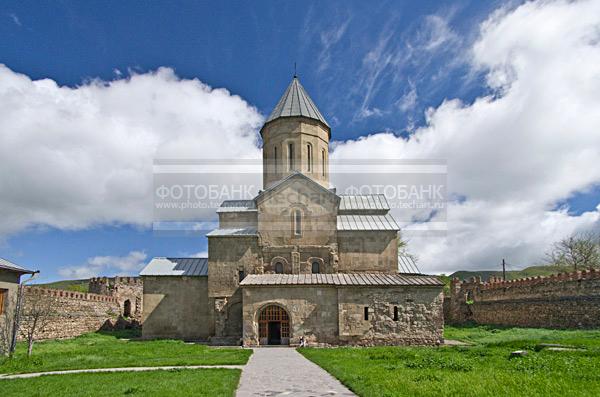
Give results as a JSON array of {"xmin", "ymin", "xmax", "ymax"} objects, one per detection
[{"xmin": 264, "ymin": 77, "xmax": 329, "ymax": 129}]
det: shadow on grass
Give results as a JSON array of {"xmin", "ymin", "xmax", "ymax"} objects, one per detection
[{"xmin": 96, "ymin": 328, "xmax": 141, "ymax": 340}]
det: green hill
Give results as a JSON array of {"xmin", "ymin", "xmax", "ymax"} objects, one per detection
[
  {"xmin": 449, "ymin": 264, "xmax": 574, "ymax": 282},
  {"xmin": 36, "ymin": 279, "xmax": 89, "ymax": 293}
]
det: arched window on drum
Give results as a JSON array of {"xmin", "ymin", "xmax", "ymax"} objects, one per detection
[{"xmin": 311, "ymin": 261, "xmax": 320, "ymax": 274}]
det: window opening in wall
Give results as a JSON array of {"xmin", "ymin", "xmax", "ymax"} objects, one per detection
[
  {"xmin": 393, "ymin": 306, "xmax": 399, "ymax": 321},
  {"xmin": 0, "ymin": 289, "xmax": 7, "ymax": 315},
  {"xmin": 307, "ymin": 144, "xmax": 312, "ymax": 172},
  {"xmin": 274, "ymin": 146, "xmax": 278, "ymax": 174},
  {"xmin": 465, "ymin": 291, "xmax": 474, "ymax": 303},
  {"xmin": 364, "ymin": 306, "xmax": 369, "ymax": 321},
  {"xmin": 293, "ymin": 210, "xmax": 302, "ymax": 236},
  {"xmin": 275, "ymin": 262, "xmax": 284, "ymax": 274},
  {"xmin": 123, "ymin": 299, "xmax": 132, "ymax": 318},
  {"xmin": 239, "ymin": 270, "xmax": 246, "ymax": 283},
  {"xmin": 311, "ymin": 261, "xmax": 320, "ymax": 274},
  {"xmin": 288, "ymin": 143, "xmax": 294, "ymax": 171},
  {"xmin": 321, "ymin": 149, "xmax": 326, "ymax": 176}
]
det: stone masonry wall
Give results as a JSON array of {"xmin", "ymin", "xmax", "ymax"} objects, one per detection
[
  {"xmin": 446, "ymin": 268, "xmax": 600, "ymax": 328},
  {"xmin": 242, "ymin": 284, "xmax": 444, "ymax": 347},
  {"xmin": 19, "ymin": 286, "xmax": 120, "ymax": 340},
  {"xmin": 142, "ymin": 276, "xmax": 210, "ymax": 341},
  {"xmin": 89, "ymin": 276, "xmax": 143, "ymax": 321},
  {"xmin": 337, "ymin": 231, "xmax": 398, "ymax": 274},
  {"xmin": 338, "ymin": 286, "xmax": 444, "ymax": 346}
]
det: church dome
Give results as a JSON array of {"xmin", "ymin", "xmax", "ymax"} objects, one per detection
[{"xmin": 264, "ymin": 77, "xmax": 329, "ymax": 130}]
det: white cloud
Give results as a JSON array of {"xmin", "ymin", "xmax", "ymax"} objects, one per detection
[
  {"xmin": 8, "ymin": 13, "xmax": 21, "ymax": 27},
  {"xmin": 418, "ymin": 14, "xmax": 460, "ymax": 52},
  {"xmin": 177, "ymin": 250, "xmax": 208, "ymax": 258},
  {"xmin": 3, "ymin": 0, "xmax": 600, "ymax": 277},
  {"xmin": 318, "ymin": 17, "xmax": 351, "ymax": 72},
  {"xmin": 58, "ymin": 250, "xmax": 148, "ymax": 279},
  {"xmin": 397, "ymin": 84, "xmax": 417, "ymax": 112},
  {"xmin": 351, "ymin": 11, "xmax": 463, "ymax": 122},
  {"xmin": 0, "ymin": 66, "xmax": 263, "ymax": 237},
  {"xmin": 357, "ymin": 106, "xmax": 384, "ymax": 119},
  {"xmin": 332, "ymin": 0, "xmax": 600, "ymax": 273}
]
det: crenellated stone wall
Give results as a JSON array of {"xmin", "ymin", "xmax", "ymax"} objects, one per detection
[
  {"xmin": 19, "ymin": 286, "xmax": 121, "ymax": 340},
  {"xmin": 445, "ymin": 268, "xmax": 600, "ymax": 328},
  {"xmin": 89, "ymin": 276, "xmax": 143, "ymax": 321}
]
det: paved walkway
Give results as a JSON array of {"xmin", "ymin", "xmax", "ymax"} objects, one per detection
[
  {"xmin": 236, "ymin": 348, "xmax": 356, "ymax": 397},
  {"xmin": 0, "ymin": 364, "xmax": 244, "ymax": 380}
]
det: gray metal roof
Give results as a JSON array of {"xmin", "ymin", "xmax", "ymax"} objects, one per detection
[
  {"xmin": 240, "ymin": 273, "xmax": 443, "ymax": 287},
  {"xmin": 398, "ymin": 254, "xmax": 421, "ymax": 274},
  {"xmin": 206, "ymin": 227, "xmax": 258, "ymax": 237},
  {"xmin": 0, "ymin": 257, "xmax": 36, "ymax": 274},
  {"xmin": 140, "ymin": 257, "xmax": 208, "ymax": 276},
  {"xmin": 265, "ymin": 77, "xmax": 329, "ymax": 128},
  {"xmin": 339, "ymin": 194, "xmax": 390, "ymax": 213},
  {"xmin": 337, "ymin": 213, "xmax": 399, "ymax": 231},
  {"xmin": 216, "ymin": 200, "xmax": 257, "ymax": 213}
]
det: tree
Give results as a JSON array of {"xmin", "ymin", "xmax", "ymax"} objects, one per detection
[
  {"xmin": 19, "ymin": 292, "xmax": 59, "ymax": 356},
  {"xmin": 398, "ymin": 233, "xmax": 420, "ymax": 272},
  {"xmin": 546, "ymin": 231, "xmax": 600, "ymax": 271},
  {"xmin": 0, "ymin": 319, "xmax": 11, "ymax": 356}
]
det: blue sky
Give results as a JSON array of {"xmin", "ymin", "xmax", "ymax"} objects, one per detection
[
  {"xmin": 1, "ymin": 0, "xmax": 599, "ymax": 280},
  {"xmin": 1, "ymin": 0, "xmax": 497, "ymax": 135}
]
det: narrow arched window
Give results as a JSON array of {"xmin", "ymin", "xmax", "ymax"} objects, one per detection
[
  {"xmin": 275, "ymin": 262, "xmax": 284, "ymax": 274},
  {"xmin": 321, "ymin": 149, "xmax": 326, "ymax": 177},
  {"xmin": 274, "ymin": 146, "xmax": 278, "ymax": 174},
  {"xmin": 311, "ymin": 262, "xmax": 320, "ymax": 274},
  {"xmin": 293, "ymin": 209, "xmax": 302, "ymax": 236},
  {"xmin": 307, "ymin": 144, "xmax": 312, "ymax": 172},
  {"xmin": 288, "ymin": 143, "xmax": 294, "ymax": 171}
]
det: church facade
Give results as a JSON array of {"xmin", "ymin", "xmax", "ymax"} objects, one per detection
[{"xmin": 140, "ymin": 77, "xmax": 444, "ymax": 346}]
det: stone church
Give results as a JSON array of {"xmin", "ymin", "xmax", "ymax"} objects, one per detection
[{"xmin": 140, "ymin": 76, "xmax": 444, "ymax": 346}]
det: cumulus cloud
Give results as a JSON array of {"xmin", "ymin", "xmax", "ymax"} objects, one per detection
[
  {"xmin": 332, "ymin": 0, "xmax": 600, "ymax": 273},
  {"xmin": 0, "ymin": 66, "xmax": 263, "ymax": 237},
  {"xmin": 58, "ymin": 250, "xmax": 148, "ymax": 279},
  {"xmin": 3, "ymin": 0, "xmax": 599, "ymax": 277}
]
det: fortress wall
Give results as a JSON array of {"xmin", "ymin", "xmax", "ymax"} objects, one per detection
[
  {"xmin": 19, "ymin": 286, "xmax": 121, "ymax": 340},
  {"xmin": 445, "ymin": 268, "xmax": 600, "ymax": 328},
  {"xmin": 89, "ymin": 276, "xmax": 143, "ymax": 321}
]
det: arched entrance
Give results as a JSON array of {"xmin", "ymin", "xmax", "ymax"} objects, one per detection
[{"xmin": 258, "ymin": 305, "xmax": 290, "ymax": 345}]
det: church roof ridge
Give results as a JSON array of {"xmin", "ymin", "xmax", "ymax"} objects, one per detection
[
  {"xmin": 257, "ymin": 171, "xmax": 338, "ymax": 203},
  {"xmin": 264, "ymin": 77, "xmax": 329, "ymax": 129}
]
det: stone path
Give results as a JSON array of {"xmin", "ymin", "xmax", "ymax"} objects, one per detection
[
  {"xmin": 0, "ymin": 364, "xmax": 244, "ymax": 380},
  {"xmin": 236, "ymin": 348, "xmax": 356, "ymax": 397}
]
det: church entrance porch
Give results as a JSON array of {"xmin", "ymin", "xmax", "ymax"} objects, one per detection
[{"xmin": 258, "ymin": 305, "xmax": 290, "ymax": 345}]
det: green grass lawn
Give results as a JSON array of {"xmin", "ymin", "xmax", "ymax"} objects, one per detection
[
  {"xmin": 299, "ymin": 326, "xmax": 600, "ymax": 397},
  {"xmin": 0, "ymin": 368, "xmax": 240, "ymax": 397},
  {"xmin": 0, "ymin": 331, "xmax": 251, "ymax": 375},
  {"xmin": 445, "ymin": 324, "xmax": 600, "ymax": 348}
]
